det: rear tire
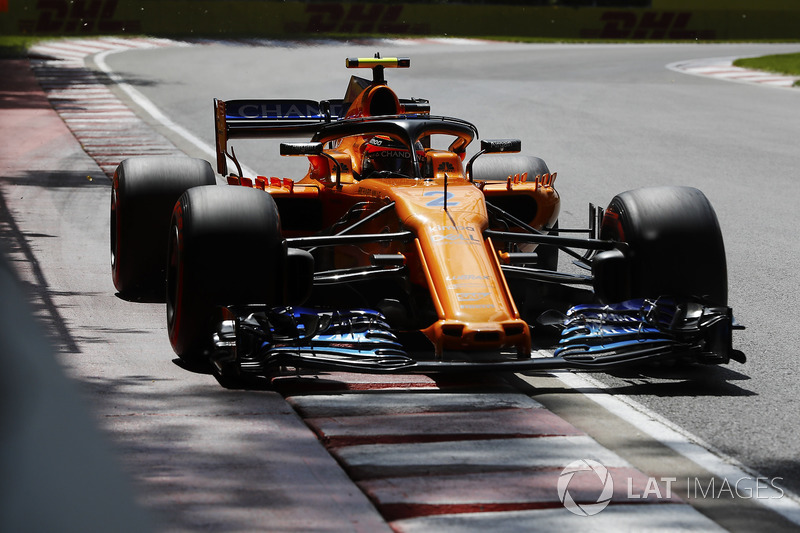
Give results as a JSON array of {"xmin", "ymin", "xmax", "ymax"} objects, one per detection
[
  {"xmin": 477, "ymin": 153, "xmax": 557, "ymax": 268},
  {"xmin": 111, "ymin": 156, "xmax": 215, "ymax": 298},
  {"xmin": 599, "ymin": 186, "xmax": 727, "ymax": 306},
  {"xmin": 471, "ymin": 154, "xmax": 549, "ymax": 182},
  {"xmin": 166, "ymin": 186, "xmax": 286, "ymax": 363}
]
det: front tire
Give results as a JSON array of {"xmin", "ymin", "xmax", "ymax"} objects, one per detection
[
  {"xmin": 599, "ymin": 186, "xmax": 727, "ymax": 306},
  {"xmin": 166, "ymin": 186, "xmax": 286, "ymax": 363}
]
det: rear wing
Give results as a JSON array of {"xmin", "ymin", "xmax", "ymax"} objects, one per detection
[
  {"xmin": 214, "ymin": 96, "xmax": 431, "ymax": 175},
  {"xmin": 214, "ymin": 98, "xmax": 344, "ymax": 174}
]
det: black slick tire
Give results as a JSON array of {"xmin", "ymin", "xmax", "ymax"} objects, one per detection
[
  {"xmin": 471, "ymin": 154, "xmax": 549, "ymax": 182},
  {"xmin": 111, "ymin": 156, "xmax": 216, "ymax": 298},
  {"xmin": 600, "ymin": 186, "xmax": 727, "ymax": 306},
  {"xmin": 166, "ymin": 185, "xmax": 285, "ymax": 363}
]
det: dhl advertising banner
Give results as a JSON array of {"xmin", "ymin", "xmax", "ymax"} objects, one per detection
[{"xmin": 2, "ymin": 0, "xmax": 799, "ymax": 40}]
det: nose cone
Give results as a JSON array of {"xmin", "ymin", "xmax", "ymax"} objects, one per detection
[{"xmin": 423, "ymin": 319, "xmax": 531, "ymax": 357}]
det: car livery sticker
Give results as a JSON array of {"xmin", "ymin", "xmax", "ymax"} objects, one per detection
[
  {"xmin": 424, "ymin": 190, "xmax": 459, "ymax": 208},
  {"xmin": 225, "ymin": 99, "xmax": 345, "ymax": 121}
]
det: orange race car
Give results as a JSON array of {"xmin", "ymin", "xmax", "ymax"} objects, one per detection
[{"xmin": 110, "ymin": 55, "xmax": 742, "ymax": 383}]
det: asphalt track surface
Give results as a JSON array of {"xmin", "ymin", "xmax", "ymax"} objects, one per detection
[{"xmin": 3, "ymin": 39, "xmax": 800, "ymax": 531}]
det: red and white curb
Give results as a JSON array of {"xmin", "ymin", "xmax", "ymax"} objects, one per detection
[
  {"xmin": 668, "ymin": 57, "xmax": 800, "ymax": 89},
  {"xmin": 276, "ymin": 371, "xmax": 723, "ymax": 531},
  {"xmin": 29, "ymin": 38, "xmax": 189, "ymax": 177}
]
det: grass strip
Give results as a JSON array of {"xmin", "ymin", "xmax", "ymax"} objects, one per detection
[
  {"xmin": 733, "ymin": 52, "xmax": 800, "ymax": 86},
  {"xmin": 0, "ymin": 36, "xmax": 43, "ymax": 59}
]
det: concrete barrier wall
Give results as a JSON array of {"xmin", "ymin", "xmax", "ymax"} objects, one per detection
[{"xmin": 3, "ymin": 1, "xmax": 799, "ymax": 42}]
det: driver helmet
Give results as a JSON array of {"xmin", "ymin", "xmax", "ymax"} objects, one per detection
[{"xmin": 361, "ymin": 135, "xmax": 424, "ymax": 178}]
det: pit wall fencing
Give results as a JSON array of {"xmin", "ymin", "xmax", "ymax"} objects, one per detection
[{"xmin": 2, "ymin": 0, "xmax": 799, "ymax": 40}]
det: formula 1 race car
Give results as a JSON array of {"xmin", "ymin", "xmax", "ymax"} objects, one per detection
[{"xmin": 110, "ymin": 55, "xmax": 743, "ymax": 382}]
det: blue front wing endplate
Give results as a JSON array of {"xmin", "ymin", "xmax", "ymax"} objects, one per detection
[{"xmin": 554, "ymin": 297, "xmax": 738, "ymax": 364}]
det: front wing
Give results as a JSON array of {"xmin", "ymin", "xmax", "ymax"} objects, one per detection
[{"xmin": 210, "ymin": 298, "xmax": 743, "ymax": 376}]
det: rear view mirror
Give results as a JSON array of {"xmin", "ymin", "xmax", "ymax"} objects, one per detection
[
  {"xmin": 480, "ymin": 139, "xmax": 521, "ymax": 153},
  {"xmin": 466, "ymin": 139, "xmax": 523, "ymax": 182},
  {"xmin": 280, "ymin": 142, "xmax": 324, "ymax": 156},
  {"xmin": 281, "ymin": 142, "xmax": 346, "ymax": 189}
]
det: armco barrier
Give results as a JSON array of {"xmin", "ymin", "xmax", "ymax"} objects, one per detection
[{"xmin": 2, "ymin": 1, "xmax": 799, "ymax": 41}]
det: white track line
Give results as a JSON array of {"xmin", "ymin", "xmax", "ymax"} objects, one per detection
[
  {"xmin": 94, "ymin": 50, "xmax": 214, "ymax": 160},
  {"xmin": 93, "ymin": 47, "xmax": 258, "ymax": 178}
]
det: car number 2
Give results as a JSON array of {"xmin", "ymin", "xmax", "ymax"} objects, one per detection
[{"xmin": 424, "ymin": 190, "xmax": 459, "ymax": 207}]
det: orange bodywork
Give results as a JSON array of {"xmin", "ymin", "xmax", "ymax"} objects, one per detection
[{"xmin": 215, "ymin": 57, "xmax": 560, "ymax": 357}]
